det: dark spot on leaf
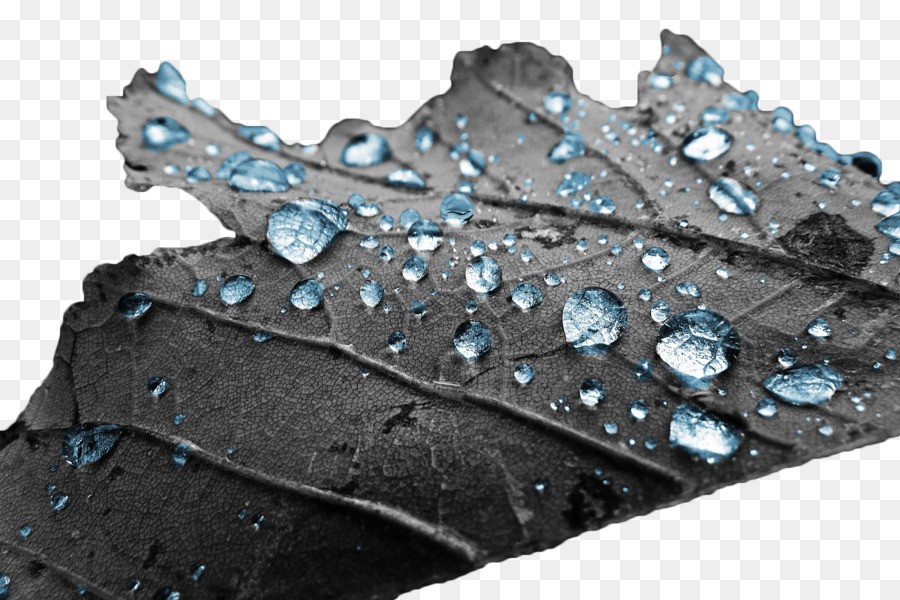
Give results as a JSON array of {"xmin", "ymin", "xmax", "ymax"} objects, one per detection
[
  {"xmin": 382, "ymin": 403, "xmax": 417, "ymax": 435},
  {"xmin": 562, "ymin": 473, "xmax": 621, "ymax": 531},
  {"xmin": 780, "ymin": 213, "xmax": 873, "ymax": 274}
]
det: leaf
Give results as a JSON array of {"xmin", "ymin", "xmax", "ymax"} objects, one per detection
[{"xmin": 3, "ymin": 30, "xmax": 900, "ymax": 599}]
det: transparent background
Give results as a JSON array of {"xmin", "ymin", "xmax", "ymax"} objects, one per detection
[{"xmin": 2, "ymin": 1, "xmax": 899, "ymax": 598}]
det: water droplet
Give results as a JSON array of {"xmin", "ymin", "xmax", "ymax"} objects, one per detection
[
  {"xmin": 587, "ymin": 195, "xmax": 616, "ymax": 215},
  {"xmin": 142, "ymin": 117, "xmax": 190, "ymax": 152},
  {"xmin": 805, "ymin": 317, "xmax": 832, "ymax": 338},
  {"xmin": 562, "ymin": 288, "xmax": 628, "ymax": 351},
  {"xmin": 156, "ymin": 62, "xmax": 189, "ymax": 104},
  {"xmin": 681, "ymin": 127, "xmax": 732, "ymax": 162},
  {"xmin": 511, "ymin": 282, "xmax": 543, "ymax": 312},
  {"xmin": 656, "ymin": 308, "xmax": 740, "ymax": 389},
  {"xmin": 514, "ymin": 363, "xmax": 535, "ymax": 385},
  {"xmin": 629, "ymin": 399, "xmax": 649, "ymax": 420},
  {"xmin": 819, "ymin": 424, "xmax": 834, "ymax": 437},
  {"xmin": 650, "ymin": 301, "xmax": 671, "ymax": 323},
  {"xmin": 359, "ymin": 235, "xmax": 379, "ymax": 250},
  {"xmin": 239, "ymin": 125, "xmax": 280, "ymax": 151},
  {"xmin": 402, "ymin": 255, "xmax": 428, "ymax": 282},
  {"xmin": 876, "ymin": 214, "xmax": 900, "ymax": 240},
  {"xmin": 675, "ymin": 282, "xmax": 701, "ymax": 298},
  {"xmin": 577, "ymin": 379, "xmax": 605, "ymax": 406},
  {"xmin": 648, "ymin": 73, "xmax": 673, "ymax": 89},
  {"xmin": 410, "ymin": 300, "xmax": 427, "ymax": 318},
  {"xmin": 267, "ymin": 199, "xmax": 348, "ymax": 264},
  {"xmin": 440, "ymin": 193, "xmax": 474, "ymax": 226},
  {"xmin": 701, "ymin": 107, "xmax": 729, "ymax": 125},
  {"xmin": 360, "ymin": 281, "xmax": 384, "ymax": 307},
  {"xmin": 465, "ymin": 257, "xmax": 501, "ymax": 295},
  {"xmin": 686, "ymin": 56, "xmax": 724, "ymax": 86},
  {"xmin": 715, "ymin": 267, "xmax": 729, "ymax": 279},
  {"xmin": 708, "ymin": 177, "xmax": 758, "ymax": 214},
  {"xmin": 152, "ymin": 586, "xmax": 181, "ymax": 600},
  {"xmin": 61, "ymin": 423, "xmax": 120, "ymax": 467},
  {"xmin": 282, "ymin": 162, "xmax": 307, "ymax": 186},
  {"xmin": 380, "ymin": 246, "xmax": 395, "ymax": 262},
  {"xmin": 763, "ymin": 364, "xmax": 842, "ymax": 406},
  {"xmin": 214, "ymin": 151, "xmax": 251, "ymax": 179},
  {"xmin": 228, "ymin": 159, "xmax": 288, "ymax": 192},
  {"xmin": 190, "ymin": 278, "xmax": 208, "ymax": 297},
  {"xmin": 387, "ymin": 168, "xmax": 426, "ymax": 188},
  {"xmin": 633, "ymin": 359, "xmax": 653, "ymax": 382},
  {"xmin": 192, "ymin": 97, "xmax": 215, "ymax": 116},
  {"xmin": 117, "ymin": 292, "xmax": 152, "ymax": 318},
  {"xmin": 555, "ymin": 171, "xmax": 591, "ymax": 198},
  {"xmin": 459, "ymin": 150, "xmax": 486, "ymax": 177},
  {"xmin": 818, "ymin": 168, "xmax": 841, "ymax": 188},
  {"xmin": 219, "ymin": 275, "xmax": 254, "ymax": 306},
  {"xmin": 147, "ymin": 375, "xmax": 168, "ymax": 397},
  {"xmin": 408, "ymin": 219, "xmax": 443, "ymax": 252},
  {"xmin": 641, "ymin": 247, "xmax": 670, "ymax": 272},
  {"xmin": 453, "ymin": 321, "xmax": 492, "ymax": 360},
  {"xmin": 50, "ymin": 492, "xmax": 69, "ymax": 511},
  {"xmin": 543, "ymin": 272, "xmax": 562, "ymax": 287},
  {"xmin": 755, "ymin": 397, "xmax": 777, "ymax": 418},
  {"xmin": 548, "ymin": 131, "xmax": 585, "ymax": 163},
  {"xmin": 340, "ymin": 133, "xmax": 391, "ymax": 166},
  {"xmin": 415, "ymin": 127, "xmax": 434, "ymax": 151},
  {"xmin": 544, "ymin": 92, "xmax": 572, "ymax": 114},
  {"xmin": 886, "ymin": 349, "xmax": 897, "ymax": 360},
  {"xmin": 604, "ymin": 422, "xmax": 618, "ymax": 435},
  {"xmin": 778, "ymin": 347, "xmax": 798, "ymax": 367},
  {"xmin": 289, "ymin": 279, "xmax": 324, "ymax": 310},
  {"xmin": 400, "ymin": 209, "xmax": 421, "ymax": 230},
  {"xmin": 669, "ymin": 404, "xmax": 742, "ymax": 464},
  {"xmin": 871, "ymin": 185, "xmax": 900, "ymax": 217},
  {"xmin": 172, "ymin": 443, "xmax": 191, "ymax": 469},
  {"xmin": 380, "ymin": 331, "xmax": 408, "ymax": 356}
]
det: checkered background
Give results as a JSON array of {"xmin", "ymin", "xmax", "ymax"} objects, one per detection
[{"xmin": 2, "ymin": 1, "xmax": 900, "ymax": 598}]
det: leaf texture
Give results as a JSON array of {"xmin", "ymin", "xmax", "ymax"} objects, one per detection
[{"xmin": 2, "ymin": 31, "xmax": 900, "ymax": 599}]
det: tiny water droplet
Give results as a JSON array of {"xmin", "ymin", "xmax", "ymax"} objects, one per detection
[
  {"xmin": 239, "ymin": 125, "xmax": 280, "ymax": 150},
  {"xmin": 514, "ymin": 363, "xmax": 535, "ymax": 385},
  {"xmin": 387, "ymin": 331, "xmax": 408, "ymax": 354},
  {"xmin": 142, "ymin": 117, "xmax": 190, "ymax": 151},
  {"xmin": 545, "ymin": 92, "xmax": 572, "ymax": 114},
  {"xmin": 172, "ymin": 443, "xmax": 191, "ymax": 469},
  {"xmin": 756, "ymin": 397, "xmax": 777, "ymax": 417}
]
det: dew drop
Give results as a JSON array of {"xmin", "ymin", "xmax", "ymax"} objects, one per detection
[
  {"xmin": 579, "ymin": 379, "xmax": 606, "ymax": 406},
  {"xmin": 641, "ymin": 247, "xmax": 670, "ymax": 272},
  {"xmin": 708, "ymin": 177, "xmax": 758, "ymax": 214},
  {"xmin": 215, "ymin": 151, "xmax": 252, "ymax": 179},
  {"xmin": 142, "ymin": 117, "xmax": 190, "ymax": 152},
  {"xmin": 675, "ymin": 282, "xmax": 701, "ymax": 298},
  {"xmin": 686, "ymin": 56, "xmax": 724, "ymax": 86},
  {"xmin": 763, "ymin": 364, "xmax": 842, "ymax": 406},
  {"xmin": 629, "ymin": 399, "xmax": 649, "ymax": 420},
  {"xmin": 341, "ymin": 133, "xmax": 391, "ymax": 166},
  {"xmin": 756, "ymin": 397, "xmax": 778, "ymax": 418},
  {"xmin": 669, "ymin": 404, "xmax": 742, "ymax": 464},
  {"xmin": 147, "ymin": 375, "xmax": 168, "ymax": 397},
  {"xmin": 656, "ymin": 308, "xmax": 739, "ymax": 389},
  {"xmin": 387, "ymin": 331, "xmax": 408, "ymax": 354},
  {"xmin": 514, "ymin": 363, "xmax": 535, "ymax": 385},
  {"xmin": 402, "ymin": 255, "xmax": 428, "ymax": 282},
  {"xmin": 548, "ymin": 131, "xmax": 585, "ymax": 163},
  {"xmin": 805, "ymin": 318, "xmax": 831, "ymax": 338},
  {"xmin": 415, "ymin": 127, "xmax": 434, "ymax": 151},
  {"xmin": 155, "ymin": 62, "xmax": 189, "ymax": 104},
  {"xmin": 555, "ymin": 171, "xmax": 591, "ymax": 198},
  {"xmin": 228, "ymin": 159, "xmax": 289, "ymax": 192},
  {"xmin": 283, "ymin": 162, "xmax": 307, "ymax": 186},
  {"xmin": 387, "ymin": 168, "xmax": 426, "ymax": 188},
  {"xmin": 117, "ymin": 292, "xmax": 152, "ymax": 318},
  {"xmin": 407, "ymin": 219, "xmax": 443, "ymax": 252},
  {"xmin": 562, "ymin": 288, "xmax": 628, "ymax": 351},
  {"xmin": 511, "ymin": 282, "xmax": 543, "ymax": 312},
  {"xmin": 648, "ymin": 73, "xmax": 673, "ymax": 89},
  {"xmin": 267, "ymin": 199, "xmax": 349, "ymax": 264},
  {"xmin": 239, "ymin": 125, "xmax": 280, "ymax": 151},
  {"xmin": 650, "ymin": 301, "xmax": 671, "ymax": 323},
  {"xmin": 219, "ymin": 275, "xmax": 254, "ymax": 306},
  {"xmin": 544, "ymin": 92, "xmax": 572, "ymax": 114},
  {"xmin": 50, "ymin": 492, "xmax": 69, "ymax": 511},
  {"xmin": 360, "ymin": 281, "xmax": 384, "ymax": 307},
  {"xmin": 681, "ymin": 126, "xmax": 732, "ymax": 162},
  {"xmin": 465, "ymin": 257, "xmax": 501, "ymax": 294},
  {"xmin": 633, "ymin": 359, "xmax": 653, "ymax": 382},
  {"xmin": 587, "ymin": 195, "xmax": 616, "ymax": 215},
  {"xmin": 172, "ymin": 443, "xmax": 191, "ymax": 469},
  {"xmin": 453, "ymin": 321, "xmax": 492, "ymax": 360},
  {"xmin": 289, "ymin": 279, "xmax": 324, "ymax": 310},
  {"xmin": 778, "ymin": 347, "xmax": 798, "ymax": 367},
  {"xmin": 440, "ymin": 193, "xmax": 475, "ymax": 226},
  {"xmin": 62, "ymin": 423, "xmax": 121, "ymax": 467}
]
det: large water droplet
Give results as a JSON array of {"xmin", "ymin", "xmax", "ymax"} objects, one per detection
[
  {"xmin": 548, "ymin": 131, "xmax": 585, "ymax": 163},
  {"xmin": 289, "ymin": 279, "xmax": 324, "ymax": 310},
  {"xmin": 555, "ymin": 171, "xmax": 592, "ymax": 198},
  {"xmin": 219, "ymin": 275, "xmax": 254, "ymax": 306},
  {"xmin": 156, "ymin": 62, "xmax": 189, "ymax": 104},
  {"xmin": 459, "ymin": 150, "xmax": 486, "ymax": 177},
  {"xmin": 465, "ymin": 257, "xmax": 501, "ymax": 295},
  {"xmin": 641, "ymin": 247, "xmax": 670, "ymax": 272},
  {"xmin": 588, "ymin": 196, "xmax": 616, "ymax": 215},
  {"xmin": 579, "ymin": 379, "xmax": 606, "ymax": 406},
  {"xmin": 686, "ymin": 56, "xmax": 724, "ymax": 86},
  {"xmin": 215, "ymin": 151, "xmax": 252, "ymax": 179},
  {"xmin": 669, "ymin": 404, "xmax": 742, "ymax": 464},
  {"xmin": 267, "ymin": 199, "xmax": 349, "ymax": 264},
  {"xmin": 875, "ymin": 215, "xmax": 900, "ymax": 240},
  {"xmin": 387, "ymin": 168, "xmax": 426, "ymax": 188},
  {"xmin": 656, "ymin": 308, "xmax": 739, "ymax": 389},
  {"xmin": 630, "ymin": 399, "xmax": 649, "ymax": 420},
  {"xmin": 239, "ymin": 125, "xmax": 280, "ymax": 151},
  {"xmin": 871, "ymin": 184, "xmax": 900, "ymax": 217},
  {"xmin": 407, "ymin": 219, "xmax": 443, "ymax": 252},
  {"xmin": 708, "ymin": 177, "xmax": 758, "ymax": 214},
  {"xmin": 511, "ymin": 282, "xmax": 543, "ymax": 312},
  {"xmin": 387, "ymin": 331, "xmax": 408, "ymax": 354},
  {"xmin": 440, "ymin": 193, "xmax": 474, "ymax": 226},
  {"xmin": 778, "ymin": 347, "xmax": 798, "ymax": 367},
  {"xmin": 805, "ymin": 317, "xmax": 832, "ymax": 338},
  {"xmin": 283, "ymin": 162, "xmax": 307, "ymax": 186},
  {"xmin": 229, "ymin": 159, "xmax": 289, "ymax": 192},
  {"xmin": 400, "ymin": 209, "xmax": 421, "ymax": 230},
  {"xmin": 142, "ymin": 117, "xmax": 190, "ymax": 152},
  {"xmin": 544, "ymin": 92, "xmax": 572, "ymax": 114},
  {"xmin": 681, "ymin": 126, "xmax": 732, "ymax": 162},
  {"xmin": 650, "ymin": 301, "xmax": 671, "ymax": 323},
  {"xmin": 341, "ymin": 133, "xmax": 391, "ymax": 166},
  {"xmin": 562, "ymin": 288, "xmax": 628, "ymax": 352},
  {"xmin": 402, "ymin": 255, "xmax": 428, "ymax": 282},
  {"xmin": 118, "ymin": 292, "xmax": 152, "ymax": 318},
  {"xmin": 453, "ymin": 321, "xmax": 492, "ymax": 360},
  {"xmin": 514, "ymin": 363, "xmax": 535, "ymax": 385},
  {"xmin": 415, "ymin": 127, "xmax": 434, "ymax": 151},
  {"xmin": 360, "ymin": 281, "xmax": 384, "ymax": 307},
  {"xmin": 62, "ymin": 423, "xmax": 121, "ymax": 467},
  {"xmin": 763, "ymin": 364, "xmax": 842, "ymax": 406}
]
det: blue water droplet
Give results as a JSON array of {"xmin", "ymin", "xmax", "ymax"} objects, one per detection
[
  {"xmin": 656, "ymin": 308, "xmax": 739, "ymax": 389},
  {"xmin": 805, "ymin": 317, "xmax": 831, "ymax": 338},
  {"xmin": 543, "ymin": 272, "xmax": 561, "ymax": 287},
  {"xmin": 341, "ymin": 133, "xmax": 391, "ymax": 166},
  {"xmin": 228, "ymin": 159, "xmax": 288, "ymax": 192},
  {"xmin": 756, "ymin": 397, "xmax": 778, "ymax": 418},
  {"xmin": 555, "ymin": 171, "xmax": 591, "ymax": 198},
  {"xmin": 18, "ymin": 525, "xmax": 31, "ymax": 539},
  {"xmin": 387, "ymin": 331, "xmax": 408, "ymax": 354},
  {"xmin": 252, "ymin": 331, "xmax": 274, "ymax": 343},
  {"xmin": 402, "ymin": 255, "xmax": 428, "ymax": 282},
  {"xmin": 156, "ymin": 62, "xmax": 189, "ymax": 104},
  {"xmin": 514, "ymin": 363, "xmax": 535, "ymax": 385},
  {"xmin": 282, "ymin": 162, "xmax": 307, "ymax": 186},
  {"xmin": 192, "ymin": 97, "xmax": 215, "ymax": 116},
  {"xmin": 544, "ymin": 92, "xmax": 572, "ymax": 114},
  {"xmin": 588, "ymin": 195, "xmax": 616, "ymax": 215},
  {"xmin": 238, "ymin": 125, "xmax": 280, "ymax": 151},
  {"xmin": 648, "ymin": 73, "xmax": 673, "ymax": 90},
  {"xmin": 629, "ymin": 399, "xmax": 649, "ymax": 420},
  {"xmin": 360, "ymin": 281, "xmax": 384, "ymax": 307},
  {"xmin": 147, "ymin": 375, "xmax": 168, "ymax": 397},
  {"xmin": 459, "ymin": 150, "xmax": 486, "ymax": 177},
  {"xmin": 686, "ymin": 56, "xmax": 724, "ymax": 86},
  {"xmin": 469, "ymin": 240, "xmax": 486, "ymax": 257},
  {"xmin": 763, "ymin": 364, "xmax": 842, "ymax": 406},
  {"xmin": 50, "ymin": 492, "xmax": 69, "ymax": 511},
  {"xmin": 650, "ymin": 301, "xmax": 670, "ymax": 323},
  {"xmin": 118, "ymin": 292, "xmax": 152, "ymax": 318},
  {"xmin": 289, "ymin": 279, "xmax": 324, "ymax": 310},
  {"xmin": 191, "ymin": 279, "xmax": 207, "ymax": 297},
  {"xmin": 387, "ymin": 168, "xmax": 426, "ymax": 188},
  {"xmin": 215, "ymin": 151, "xmax": 252, "ymax": 179},
  {"xmin": 466, "ymin": 257, "xmax": 501, "ymax": 294},
  {"xmin": 415, "ymin": 127, "xmax": 434, "ymax": 151},
  {"xmin": 359, "ymin": 235, "xmax": 380, "ymax": 250},
  {"xmin": 562, "ymin": 288, "xmax": 628, "ymax": 351},
  {"xmin": 267, "ymin": 199, "xmax": 348, "ymax": 264},
  {"xmin": 778, "ymin": 347, "xmax": 798, "ymax": 367},
  {"xmin": 701, "ymin": 107, "xmax": 730, "ymax": 125},
  {"xmin": 669, "ymin": 404, "xmax": 742, "ymax": 464},
  {"xmin": 876, "ymin": 214, "xmax": 900, "ymax": 239},
  {"xmin": 681, "ymin": 126, "xmax": 732, "ymax": 162},
  {"xmin": 723, "ymin": 91, "xmax": 758, "ymax": 111},
  {"xmin": 818, "ymin": 168, "xmax": 841, "ymax": 189},
  {"xmin": 205, "ymin": 143, "xmax": 220, "ymax": 157},
  {"xmin": 378, "ymin": 214, "xmax": 394, "ymax": 231},
  {"xmin": 707, "ymin": 177, "xmax": 758, "ymax": 214},
  {"xmin": 511, "ymin": 282, "xmax": 543, "ymax": 312},
  {"xmin": 184, "ymin": 166, "xmax": 210, "ymax": 183},
  {"xmin": 604, "ymin": 422, "xmax": 618, "ymax": 435},
  {"xmin": 641, "ymin": 247, "xmax": 670, "ymax": 272},
  {"xmin": 772, "ymin": 106, "xmax": 795, "ymax": 133},
  {"xmin": 61, "ymin": 423, "xmax": 120, "ymax": 466},
  {"xmin": 577, "ymin": 379, "xmax": 605, "ymax": 406},
  {"xmin": 142, "ymin": 117, "xmax": 190, "ymax": 152},
  {"xmin": 407, "ymin": 219, "xmax": 443, "ymax": 252},
  {"xmin": 548, "ymin": 131, "xmax": 585, "ymax": 163},
  {"xmin": 871, "ymin": 184, "xmax": 900, "ymax": 217},
  {"xmin": 379, "ymin": 246, "xmax": 395, "ymax": 262},
  {"xmin": 399, "ymin": 209, "xmax": 421, "ymax": 230},
  {"xmin": 152, "ymin": 587, "xmax": 181, "ymax": 600},
  {"xmin": 675, "ymin": 282, "xmax": 701, "ymax": 298},
  {"xmin": 440, "ymin": 193, "xmax": 475, "ymax": 226},
  {"xmin": 219, "ymin": 275, "xmax": 254, "ymax": 306},
  {"xmin": 633, "ymin": 359, "xmax": 653, "ymax": 382},
  {"xmin": 453, "ymin": 321, "xmax": 492, "ymax": 360},
  {"xmin": 172, "ymin": 443, "xmax": 191, "ymax": 469}
]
